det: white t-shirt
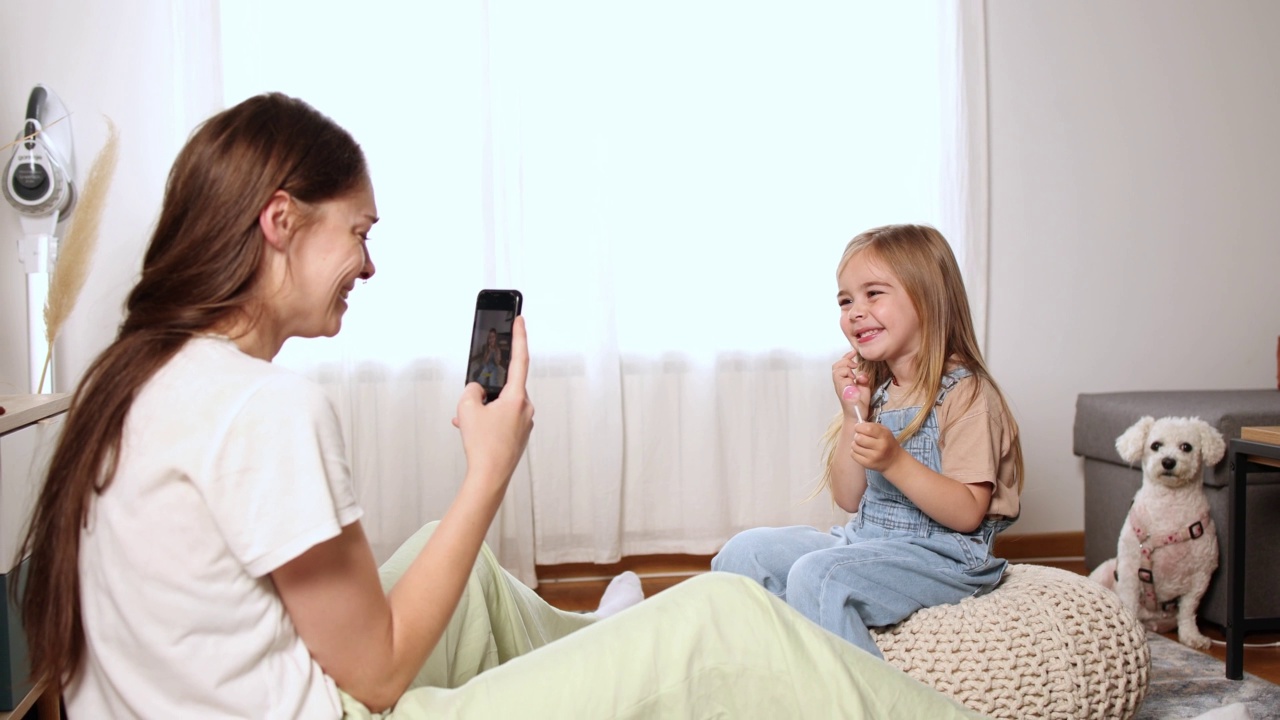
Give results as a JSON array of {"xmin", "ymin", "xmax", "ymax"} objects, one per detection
[{"xmin": 66, "ymin": 336, "xmax": 363, "ymax": 719}]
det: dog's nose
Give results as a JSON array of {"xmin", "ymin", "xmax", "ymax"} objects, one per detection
[{"xmin": 1162, "ymin": 457, "xmax": 1177, "ymax": 471}]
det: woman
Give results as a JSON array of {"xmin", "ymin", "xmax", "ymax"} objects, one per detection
[{"xmin": 15, "ymin": 93, "xmax": 983, "ymax": 719}]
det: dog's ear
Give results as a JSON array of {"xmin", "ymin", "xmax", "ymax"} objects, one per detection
[
  {"xmin": 1195, "ymin": 417, "xmax": 1226, "ymax": 466},
  {"xmin": 1116, "ymin": 416, "xmax": 1155, "ymax": 465}
]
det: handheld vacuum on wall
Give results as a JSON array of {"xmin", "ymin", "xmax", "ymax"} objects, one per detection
[{"xmin": 2, "ymin": 84, "xmax": 76, "ymax": 393}]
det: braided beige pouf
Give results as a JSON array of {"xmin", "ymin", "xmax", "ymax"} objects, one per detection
[{"xmin": 871, "ymin": 564, "xmax": 1150, "ymax": 720}]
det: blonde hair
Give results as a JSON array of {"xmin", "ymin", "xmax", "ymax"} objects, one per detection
[{"xmin": 817, "ymin": 224, "xmax": 1024, "ymax": 496}]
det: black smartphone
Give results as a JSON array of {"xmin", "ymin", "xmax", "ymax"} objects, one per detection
[{"xmin": 466, "ymin": 289, "xmax": 523, "ymax": 402}]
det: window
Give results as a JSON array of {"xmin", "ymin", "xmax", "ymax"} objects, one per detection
[{"xmin": 219, "ymin": 1, "xmax": 978, "ymax": 575}]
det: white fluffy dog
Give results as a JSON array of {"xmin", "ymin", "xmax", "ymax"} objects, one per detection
[{"xmin": 1088, "ymin": 415, "xmax": 1224, "ymax": 649}]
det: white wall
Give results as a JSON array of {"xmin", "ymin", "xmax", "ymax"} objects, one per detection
[
  {"xmin": 986, "ymin": 0, "xmax": 1280, "ymax": 534},
  {"xmin": 3, "ymin": 1, "xmax": 1276, "ymax": 538},
  {"xmin": 0, "ymin": 0, "xmax": 219, "ymax": 395}
]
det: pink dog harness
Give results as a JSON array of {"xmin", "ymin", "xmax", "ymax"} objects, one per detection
[{"xmin": 1126, "ymin": 505, "xmax": 1215, "ymax": 612}]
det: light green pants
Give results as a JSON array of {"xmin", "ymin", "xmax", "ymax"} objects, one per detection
[{"xmin": 341, "ymin": 522, "xmax": 985, "ymax": 719}]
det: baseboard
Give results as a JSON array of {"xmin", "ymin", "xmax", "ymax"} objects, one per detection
[
  {"xmin": 536, "ymin": 554, "xmax": 715, "ymax": 583},
  {"xmin": 993, "ymin": 531, "xmax": 1084, "ymax": 562},
  {"xmin": 534, "ymin": 531, "xmax": 1085, "ymax": 583}
]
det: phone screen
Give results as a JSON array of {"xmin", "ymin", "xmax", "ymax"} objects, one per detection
[{"xmin": 466, "ymin": 289, "xmax": 523, "ymax": 402}]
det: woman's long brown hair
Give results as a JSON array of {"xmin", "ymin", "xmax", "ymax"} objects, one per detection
[
  {"xmin": 12, "ymin": 92, "xmax": 368, "ymax": 693},
  {"xmin": 818, "ymin": 224, "xmax": 1024, "ymax": 496}
]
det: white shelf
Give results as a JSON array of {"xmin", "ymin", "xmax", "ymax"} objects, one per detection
[{"xmin": 0, "ymin": 395, "xmax": 71, "ymax": 437}]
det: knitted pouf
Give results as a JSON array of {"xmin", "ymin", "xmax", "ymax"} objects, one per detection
[{"xmin": 870, "ymin": 564, "xmax": 1150, "ymax": 720}]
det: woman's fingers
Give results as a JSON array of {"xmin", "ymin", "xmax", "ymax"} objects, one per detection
[
  {"xmin": 495, "ymin": 316, "xmax": 534, "ymax": 428},
  {"xmin": 501, "ymin": 316, "xmax": 529, "ymax": 396},
  {"xmin": 453, "ymin": 382, "xmax": 486, "ymax": 428},
  {"xmin": 452, "ymin": 316, "xmax": 536, "ymax": 485}
]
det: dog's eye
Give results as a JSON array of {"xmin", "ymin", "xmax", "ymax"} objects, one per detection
[
  {"xmin": 1179, "ymin": 442, "xmax": 1193, "ymax": 453},
  {"xmin": 1150, "ymin": 441, "xmax": 1162, "ymax": 452}
]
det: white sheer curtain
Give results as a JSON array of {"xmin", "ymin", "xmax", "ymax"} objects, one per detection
[{"xmin": 218, "ymin": 0, "xmax": 987, "ymax": 584}]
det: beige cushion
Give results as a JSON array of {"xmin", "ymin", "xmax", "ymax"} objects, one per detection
[{"xmin": 872, "ymin": 563, "xmax": 1150, "ymax": 720}]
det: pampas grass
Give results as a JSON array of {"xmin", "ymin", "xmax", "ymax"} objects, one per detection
[{"xmin": 37, "ymin": 116, "xmax": 119, "ymax": 393}]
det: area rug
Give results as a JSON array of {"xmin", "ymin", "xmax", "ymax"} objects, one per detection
[{"xmin": 1136, "ymin": 632, "xmax": 1280, "ymax": 719}]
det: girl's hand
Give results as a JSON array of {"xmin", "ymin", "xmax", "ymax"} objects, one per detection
[
  {"xmin": 831, "ymin": 350, "xmax": 870, "ymax": 422},
  {"xmin": 453, "ymin": 316, "xmax": 535, "ymax": 489},
  {"xmin": 849, "ymin": 421, "xmax": 903, "ymax": 474}
]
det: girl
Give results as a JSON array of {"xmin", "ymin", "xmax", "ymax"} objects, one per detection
[
  {"xmin": 473, "ymin": 327, "xmax": 505, "ymax": 386},
  {"xmin": 712, "ymin": 223, "xmax": 1024, "ymax": 658},
  {"xmin": 14, "ymin": 97, "xmax": 982, "ymax": 718}
]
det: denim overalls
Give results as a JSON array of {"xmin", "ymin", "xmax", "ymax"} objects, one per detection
[{"xmin": 711, "ymin": 368, "xmax": 1014, "ymax": 658}]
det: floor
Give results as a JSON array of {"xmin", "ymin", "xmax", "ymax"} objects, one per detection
[{"xmin": 534, "ymin": 555, "xmax": 1280, "ymax": 686}]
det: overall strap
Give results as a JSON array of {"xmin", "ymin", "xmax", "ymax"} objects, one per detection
[
  {"xmin": 869, "ymin": 378, "xmax": 893, "ymax": 419},
  {"xmin": 932, "ymin": 367, "xmax": 972, "ymax": 406},
  {"xmin": 869, "ymin": 366, "xmax": 974, "ymax": 420}
]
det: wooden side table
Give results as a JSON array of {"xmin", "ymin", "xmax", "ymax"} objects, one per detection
[
  {"xmin": 0, "ymin": 678, "xmax": 58, "ymax": 720},
  {"xmin": 1225, "ymin": 427, "xmax": 1280, "ymax": 680}
]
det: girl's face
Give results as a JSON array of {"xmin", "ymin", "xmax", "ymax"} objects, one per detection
[
  {"xmin": 837, "ymin": 250, "xmax": 921, "ymax": 379},
  {"xmin": 279, "ymin": 179, "xmax": 378, "ymax": 340}
]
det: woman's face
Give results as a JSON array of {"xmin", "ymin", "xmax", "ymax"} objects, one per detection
[{"xmin": 279, "ymin": 178, "xmax": 378, "ymax": 340}]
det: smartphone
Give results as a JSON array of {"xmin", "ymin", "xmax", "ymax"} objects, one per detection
[{"xmin": 465, "ymin": 289, "xmax": 523, "ymax": 402}]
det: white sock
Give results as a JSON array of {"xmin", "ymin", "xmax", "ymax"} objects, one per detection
[
  {"xmin": 594, "ymin": 571, "xmax": 644, "ymax": 618},
  {"xmin": 1190, "ymin": 704, "xmax": 1253, "ymax": 720}
]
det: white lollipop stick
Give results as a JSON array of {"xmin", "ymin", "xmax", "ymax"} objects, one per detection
[{"xmin": 851, "ymin": 351, "xmax": 864, "ymax": 423}]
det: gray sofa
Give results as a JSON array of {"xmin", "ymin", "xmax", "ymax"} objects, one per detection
[{"xmin": 1074, "ymin": 389, "xmax": 1280, "ymax": 629}]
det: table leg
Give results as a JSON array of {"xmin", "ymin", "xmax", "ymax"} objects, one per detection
[{"xmin": 1226, "ymin": 451, "xmax": 1246, "ymax": 680}]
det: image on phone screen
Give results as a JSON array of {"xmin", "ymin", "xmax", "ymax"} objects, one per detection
[{"xmin": 466, "ymin": 289, "xmax": 522, "ymax": 402}]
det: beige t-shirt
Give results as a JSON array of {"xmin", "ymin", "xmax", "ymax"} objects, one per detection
[{"xmin": 880, "ymin": 373, "xmax": 1020, "ymax": 519}]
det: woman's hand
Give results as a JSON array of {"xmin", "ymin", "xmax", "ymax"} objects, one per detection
[
  {"xmin": 831, "ymin": 350, "xmax": 870, "ymax": 422},
  {"xmin": 280, "ymin": 321, "xmax": 535, "ymax": 712},
  {"xmin": 454, "ymin": 316, "xmax": 534, "ymax": 488}
]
